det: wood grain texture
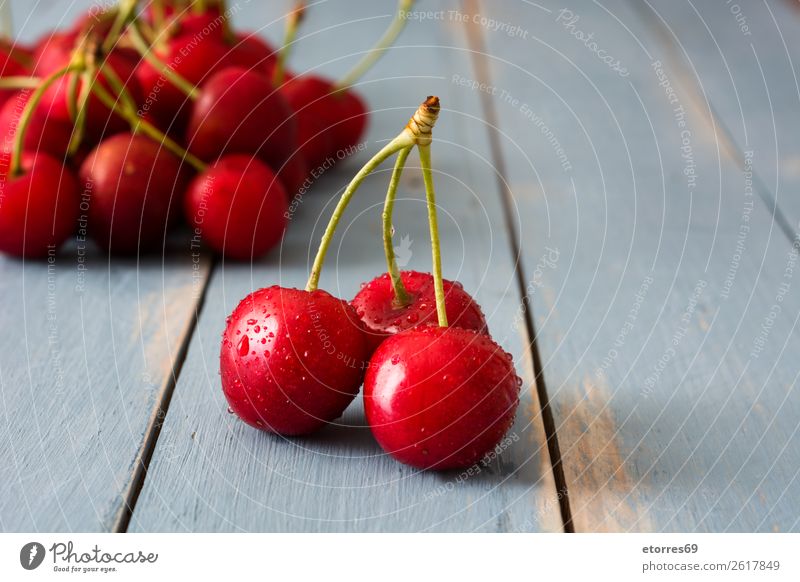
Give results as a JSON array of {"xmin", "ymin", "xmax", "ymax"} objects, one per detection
[
  {"xmin": 0, "ymin": 246, "xmax": 212, "ymax": 531},
  {"xmin": 0, "ymin": 3, "xmax": 215, "ymax": 532},
  {"xmin": 642, "ymin": 0, "xmax": 800, "ymax": 230},
  {"xmin": 128, "ymin": 0, "xmax": 563, "ymax": 532},
  {"xmin": 476, "ymin": 0, "xmax": 800, "ymax": 531}
]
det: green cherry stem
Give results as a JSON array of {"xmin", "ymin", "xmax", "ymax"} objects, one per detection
[
  {"xmin": 0, "ymin": 76, "xmax": 41, "ymax": 90},
  {"xmin": 382, "ymin": 146, "xmax": 412, "ymax": 306},
  {"xmin": 334, "ymin": 0, "xmax": 415, "ymax": 91},
  {"xmin": 305, "ymin": 135, "xmax": 411, "ymax": 292},
  {"xmin": 11, "ymin": 64, "xmax": 83, "ymax": 176},
  {"xmin": 90, "ymin": 81, "xmax": 207, "ymax": 172},
  {"xmin": 305, "ymin": 96, "xmax": 440, "ymax": 293},
  {"xmin": 128, "ymin": 20, "xmax": 199, "ymax": 100},
  {"xmin": 99, "ymin": 58, "xmax": 137, "ymax": 113},
  {"xmin": 418, "ymin": 142, "xmax": 448, "ymax": 327},
  {"xmin": 272, "ymin": 1, "xmax": 305, "ymax": 87},
  {"xmin": 380, "ymin": 95, "xmax": 440, "ymax": 307},
  {"xmin": 67, "ymin": 67, "xmax": 94, "ymax": 156},
  {"xmin": 150, "ymin": 0, "xmax": 166, "ymax": 32},
  {"xmin": 101, "ymin": 0, "xmax": 138, "ymax": 54},
  {"xmin": 66, "ymin": 70, "xmax": 81, "ymax": 122}
]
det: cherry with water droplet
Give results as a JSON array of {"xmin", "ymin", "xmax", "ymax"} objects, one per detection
[
  {"xmin": 364, "ymin": 326, "xmax": 520, "ymax": 470},
  {"xmin": 351, "ymin": 270, "xmax": 487, "ymax": 353},
  {"xmin": 221, "ymin": 286, "xmax": 368, "ymax": 435}
]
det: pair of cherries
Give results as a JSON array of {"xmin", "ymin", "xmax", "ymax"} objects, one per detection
[{"xmin": 220, "ymin": 98, "xmax": 521, "ymax": 470}]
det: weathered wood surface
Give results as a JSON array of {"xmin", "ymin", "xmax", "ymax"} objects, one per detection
[
  {"xmin": 4, "ymin": 0, "xmax": 799, "ymax": 533},
  {"xmin": 476, "ymin": 0, "xmax": 800, "ymax": 531},
  {"xmin": 0, "ymin": 1, "xmax": 215, "ymax": 531},
  {"xmin": 644, "ymin": 0, "xmax": 800, "ymax": 230},
  {"xmin": 0, "ymin": 245, "xmax": 212, "ymax": 531},
  {"xmin": 128, "ymin": 0, "xmax": 562, "ymax": 532}
]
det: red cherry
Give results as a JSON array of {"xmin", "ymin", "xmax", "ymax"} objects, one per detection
[
  {"xmin": 272, "ymin": 152, "xmax": 308, "ymax": 200},
  {"xmin": 364, "ymin": 326, "xmax": 520, "ymax": 470},
  {"xmin": 186, "ymin": 67, "xmax": 295, "ymax": 167},
  {"xmin": 0, "ymin": 44, "xmax": 30, "ymax": 110},
  {"xmin": 0, "ymin": 91, "xmax": 73, "ymax": 160},
  {"xmin": 281, "ymin": 76, "xmax": 336, "ymax": 168},
  {"xmin": 0, "ymin": 38, "xmax": 34, "ymax": 69},
  {"xmin": 185, "ymin": 154, "xmax": 288, "ymax": 260},
  {"xmin": 282, "ymin": 75, "xmax": 367, "ymax": 164},
  {"xmin": 37, "ymin": 49, "xmax": 143, "ymax": 143},
  {"xmin": 351, "ymin": 271, "xmax": 488, "ymax": 353},
  {"xmin": 221, "ymin": 286, "xmax": 369, "ymax": 435},
  {"xmin": 172, "ymin": 7, "xmax": 224, "ymax": 39},
  {"xmin": 331, "ymin": 88, "xmax": 368, "ymax": 152},
  {"xmin": 78, "ymin": 133, "xmax": 189, "ymax": 254},
  {"xmin": 135, "ymin": 32, "xmax": 230, "ymax": 132},
  {"xmin": 226, "ymin": 32, "xmax": 277, "ymax": 78},
  {"xmin": 0, "ymin": 152, "xmax": 79, "ymax": 258},
  {"xmin": 32, "ymin": 31, "xmax": 75, "ymax": 73}
]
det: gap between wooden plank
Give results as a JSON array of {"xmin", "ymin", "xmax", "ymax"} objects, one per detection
[
  {"xmin": 113, "ymin": 257, "xmax": 217, "ymax": 532},
  {"xmin": 629, "ymin": 0, "xmax": 799, "ymax": 246},
  {"xmin": 463, "ymin": 0, "xmax": 575, "ymax": 533}
]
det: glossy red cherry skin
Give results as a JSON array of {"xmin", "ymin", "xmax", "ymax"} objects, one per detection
[
  {"xmin": 227, "ymin": 33, "xmax": 277, "ymax": 77},
  {"xmin": 221, "ymin": 286, "xmax": 370, "ymax": 435},
  {"xmin": 282, "ymin": 75, "xmax": 367, "ymax": 165},
  {"xmin": 351, "ymin": 271, "xmax": 488, "ymax": 353},
  {"xmin": 185, "ymin": 155, "xmax": 288, "ymax": 260},
  {"xmin": 0, "ymin": 45, "xmax": 30, "ymax": 110},
  {"xmin": 0, "ymin": 152, "xmax": 79, "ymax": 258},
  {"xmin": 135, "ymin": 33, "xmax": 230, "ymax": 132},
  {"xmin": 171, "ymin": 6, "xmax": 224, "ymax": 39},
  {"xmin": 0, "ymin": 91, "xmax": 73, "ymax": 160},
  {"xmin": 79, "ymin": 133, "xmax": 189, "ymax": 254},
  {"xmin": 331, "ymin": 87, "xmax": 368, "ymax": 152},
  {"xmin": 281, "ymin": 76, "xmax": 334, "ymax": 169},
  {"xmin": 186, "ymin": 67, "xmax": 295, "ymax": 167},
  {"xmin": 272, "ymin": 152, "xmax": 308, "ymax": 200},
  {"xmin": 364, "ymin": 326, "xmax": 521, "ymax": 470}
]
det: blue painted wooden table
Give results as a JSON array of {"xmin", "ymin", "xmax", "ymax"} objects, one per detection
[{"xmin": 1, "ymin": 0, "xmax": 798, "ymax": 532}]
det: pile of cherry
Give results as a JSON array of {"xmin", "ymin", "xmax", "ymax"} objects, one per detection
[
  {"xmin": 0, "ymin": 0, "xmax": 380, "ymax": 259},
  {"xmin": 221, "ymin": 97, "xmax": 522, "ymax": 470}
]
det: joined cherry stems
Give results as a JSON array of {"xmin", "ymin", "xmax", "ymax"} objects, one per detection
[
  {"xmin": 127, "ymin": 18, "xmax": 199, "ymax": 100},
  {"xmin": 306, "ymin": 96, "xmax": 448, "ymax": 329},
  {"xmin": 382, "ymin": 146, "xmax": 412, "ymax": 307}
]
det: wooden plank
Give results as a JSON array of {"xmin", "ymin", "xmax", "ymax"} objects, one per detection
[
  {"xmin": 476, "ymin": 0, "xmax": 800, "ymax": 531},
  {"xmin": 0, "ymin": 0, "xmax": 215, "ymax": 533},
  {"xmin": 642, "ymin": 0, "xmax": 800, "ymax": 230},
  {"xmin": 0, "ymin": 244, "xmax": 212, "ymax": 531},
  {"xmin": 129, "ymin": 0, "xmax": 563, "ymax": 532}
]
